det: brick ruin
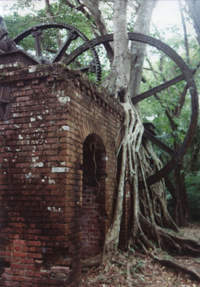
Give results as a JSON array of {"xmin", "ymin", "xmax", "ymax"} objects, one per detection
[{"xmin": 0, "ymin": 62, "xmax": 131, "ymax": 286}]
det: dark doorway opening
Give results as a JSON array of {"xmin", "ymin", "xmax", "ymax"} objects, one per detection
[{"xmin": 80, "ymin": 133, "xmax": 107, "ymax": 259}]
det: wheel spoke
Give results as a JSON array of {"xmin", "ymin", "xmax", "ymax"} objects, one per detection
[
  {"xmin": 74, "ymin": 61, "xmax": 96, "ymax": 73},
  {"xmin": 63, "ymin": 43, "xmax": 88, "ymax": 65},
  {"xmin": 31, "ymin": 29, "xmax": 42, "ymax": 57},
  {"xmin": 143, "ymin": 129, "xmax": 175, "ymax": 156},
  {"xmin": 76, "ymin": 65, "xmax": 90, "ymax": 72},
  {"xmin": 132, "ymin": 74, "xmax": 185, "ymax": 104},
  {"xmin": 13, "ymin": 27, "xmax": 198, "ymax": 184},
  {"xmin": 53, "ymin": 30, "xmax": 78, "ymax": 63},
  {"xmin": 13, "ymin": 23, "xmax": 101, "ymax": 83}
]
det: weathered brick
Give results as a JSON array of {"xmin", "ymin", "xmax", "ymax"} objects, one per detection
[
  {"xmin": 27, "ymin": 241, "xmax": 41, "ymax": 247},
  {"xmin": 0, "ymin": 63, "xmax": 123, "ymax": 287},
  {"xmin": 50, "ymin": 266, "xmax": 70, "ymax": 274},
  {"xmin": 12, "ymin": 252, "xmax": 27, "ymax": 258}
]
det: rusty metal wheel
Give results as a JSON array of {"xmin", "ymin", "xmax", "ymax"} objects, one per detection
[
  {"xmin": 13, "ymin": 23, "xmax": 101, "ymax": 83},
  {"xmin": 13, "ymin": 27, "xmax": 199, "ymax": 185},
  {"xmin": 64, "ymin": 33, "xmax": 199, "ymax": 185}
]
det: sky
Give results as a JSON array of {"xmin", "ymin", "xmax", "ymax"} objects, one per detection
[
  {"xmin": 0, "ymin": 0, "xmax": 196, "ymax": 39},
  {"xmin": 153, "ymin": 1, "xmax": 182, "ymax": 28},
  {"xmin": 152, "ymin": 0, "xmax": 195, "ymax": 38}
]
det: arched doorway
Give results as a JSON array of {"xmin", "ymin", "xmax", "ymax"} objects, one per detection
[{"xmin": 80, "ymin": 133, "xmax": 107, "ymax": 259}]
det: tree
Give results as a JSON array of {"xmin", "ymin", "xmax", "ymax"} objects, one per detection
[
  {"xmin": 138, "ymin": 1, "xmax": 200, "ymax": 227},
  {"xmin": 0, "ymin": 15, "xmax": 8, "ymax": 38},
  {"xmin": 2, "ymin": 0, "xmax": 200, "ymax": 278},
  {"xmin": 141, "ymin": 5, "xmax": 192, "ymax": 226},
  {"xmin": 186, "ymin": 0, "xmax": 200, "ymax": 46}
]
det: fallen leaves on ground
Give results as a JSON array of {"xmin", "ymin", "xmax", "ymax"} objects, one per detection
[{"xmin": 81, "ymin": 224, "xmax": 200, "ymax": 287}]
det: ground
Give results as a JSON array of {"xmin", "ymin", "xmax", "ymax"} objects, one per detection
[{"xmin": 81, "ymin": 224, "xmax": 200, "ymax": 287}]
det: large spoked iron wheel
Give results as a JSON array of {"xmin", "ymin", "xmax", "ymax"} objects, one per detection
[
  {"xmin": 13, "ymin": 26, "xmax": 199, "ymax": 186},
  {"xmin": 13, "ymin": 23, "xmax": 101, "ymax": 83},
  {"xmin": 63, "ymin": 32, "xmax": 199, "ymax": 186}
]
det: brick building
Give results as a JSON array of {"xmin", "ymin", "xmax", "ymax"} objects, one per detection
[{"xmin": 0, "ymin": 62, "xmax": 131, "ymax": 286}]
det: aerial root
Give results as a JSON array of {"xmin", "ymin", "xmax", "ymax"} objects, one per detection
[
  {"xmin": 81, "ymin": 253, "xmax": 102, "ymax": 268},
  {"xmin": 129, "ymin": 210, "xmax": 200, "ymax": 281},
  {"xmin": 100, "ymin": 96, "xmax": 200, "ymax": 282},
  {"xmin": 140, "ymin": 214, "xmax": 200, "ymax": 254},
  {"xmin": 151, "ymin": 253, "xmax": 200, "ymax": 281}
]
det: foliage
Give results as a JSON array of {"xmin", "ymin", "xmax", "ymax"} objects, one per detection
[
  {"xmin": 139, "ymin": 28, "xmax": 200, "ymax": 168},
  {"xmin": 185, "ymin": 172, "xmax": 200, "ymax": 222},
  {"xmin": 4, "ymin": 1, "xmax": 106, "ymax": 80},
  {"xmin": 168, "ymin": 171, "xmax": 200, "ymax": 222}
]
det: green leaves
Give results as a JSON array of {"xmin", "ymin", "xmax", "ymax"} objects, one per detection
[{"xmin": 185, "ymin": 172, "xmax": 200, "ymax": 222}]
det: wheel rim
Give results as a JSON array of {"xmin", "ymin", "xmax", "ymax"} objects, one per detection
[
  {"xmin": 64, "ymin": 33, "xmax": 199, "ymax": 185},
  {"xmin": 13, "ymin": 23, "xmax": 101, "ymax": 83}
]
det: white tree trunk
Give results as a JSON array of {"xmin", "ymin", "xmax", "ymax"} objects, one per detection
[
  {"xmin": 130, "ymin": 0, "xmax": 158, "ymax": 98},
  {"xmin": 0, "ymin": 16, "xmax": 9, "ymax": 39},
  {"xmin": 186, "ymin": 0, "xmax": 200, "ymax": 46},
  {"xmin": 103, "ymin": 0, "xmax": 130, "ymax": 260},
  {"xmin": 103, "ymin": 0, "xmax": 144, "ymax": 261}
]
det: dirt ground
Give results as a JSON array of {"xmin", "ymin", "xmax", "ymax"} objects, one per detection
[{"xmin": 81, "ymin": 224, "xmax": 200, "ymax": 287}]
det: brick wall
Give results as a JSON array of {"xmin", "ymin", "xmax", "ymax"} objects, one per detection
[{"xmin": 0, "ymin": 62, "xmax": 126, "ymax": 286}]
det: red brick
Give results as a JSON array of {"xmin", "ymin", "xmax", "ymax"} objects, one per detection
[
  {"xmin": 50, "ymin": 266, "xmax": 70, "ymax": 274},
  {"xmin": 11, "ymin": 275, "xmax": 26, "ymax": 282},
  {"xmin": 19, "ymin": 270, "xmax": 26, "ymax": 276},
  {"xmin": 5, "ymin": 281, "xmax": 19, "ymax": 286},
  {"xmin": 14, "ymin": 246, "xmax": 22, "ymax": 251},
  {"xmin": 27, "ymin": 241, "xmax": 41, "ymax": 247},
  {"xmin": 27, "ymin": 253, "xmax": 42, "ymax": 259},
  {"xmin": 20, "ymin": 284, "xmax": 33, "ymax": 287},
  {"xmin": 29, "ymin": 247, "xmax": 36, "ymax": 252},
  {"xmin": 10, "ymin": 264, "xmax": 24, "ymax": 270},
  {"xmin": 0, "ymin": 63, "xmax": 122, "ymax": 287},
  {"xmin": 13, "ymin": 252, "xmax": 27, "ymax": 258},
  {"xmin": 16, "ymin": 96, "xmax": 30, "ymax": 102}
]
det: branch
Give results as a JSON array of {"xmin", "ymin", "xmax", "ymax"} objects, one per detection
[
  {"xmin": 130, "ymin": 0, "xmax": 158, "ymax": 99},
  {"xmin": 80, "ymin": 0, "xmax": 114, "ymax": 63},
  {"xmin": 186, "ymin": 0, "xmax": 200, "ymax": 47},
  {"xmin": 164, "ymin": 175, "xmax": 176, "ymax": 199},
  {"xmin": 173, "ymin": 85, "xmax": 187, "ymax": 117},
  {"xmin": 159, "ymin": 53, "xmax": 165, "ymax": 73},
  {"xmin": 45, "ymin": 0, "xmax": 62, "ymax": 47},
  {"xmin": 173, "ymin": 61, "xmax": 200, "ymax": 117},
  {"xmin": 128, "ymin": 0, "xmax": 139, "ymax": 12},
  {"xmin": 179, "ymin": 2, "xmax": 190, "ymax": 64},
  {"xmin": 145, "ymin": 57, "xmax": 177, "ymax": 130},
  {"xmin": 152, "ymin": 254, "xmax": 200, "ymax": 281},
  {"xmin": 63, "ymin": 0, "xmax": 114, "ymax": 63},
  {"xmin": 64, "ymin": 0, "xmax": 95, "ymax": 25}
]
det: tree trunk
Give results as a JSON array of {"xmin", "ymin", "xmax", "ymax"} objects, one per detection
[
  {"xmin": 102, "ymin": 0, "xmax": 179, "ymax": 262},
  {"xmin": 103, "ymin": 0, "xmax": 131, "ymax": 261},
  {"xmin": 102, "ymin": 0, "xmax": 181, "ymax": 262},
  {"xmin": 186, "ymin": 0, "xmax": 200, "ymax": 46},
  {"xmin": 81, "ymin": 0, "xmax": 114, "ymax": 63},
  {"xmin": 130, "ymin": 0, "xmax": 158, "ymax": 99},
  {"xmin": 0, "ymin": 16, "xmax": 9, "ymax": 39},
  {"xmin": 173, "ymin": 161, "xmax": 189, "ymax": 226},
  {"xmin": 45, "ymin": 0, "xmax": 62, "ymax": 48}
]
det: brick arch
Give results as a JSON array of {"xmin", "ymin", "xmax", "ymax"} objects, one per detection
[
  {"xmin": 79, "ymin": 119, "xmax": 107, "ymax": 148},
  {"xmin": 80, "ymin": 133, "xmax": 107, "ymax": 259}
]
